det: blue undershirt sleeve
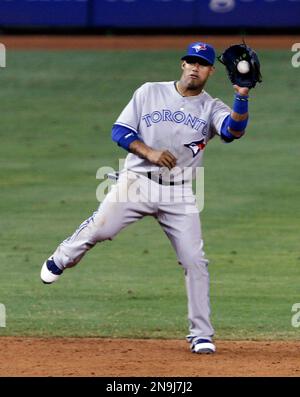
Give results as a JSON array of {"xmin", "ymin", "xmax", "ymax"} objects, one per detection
[
  {"xmin": 111, "ymin": 124, "xmax": 141, "ymax": 151},
  {"xmin": 220, "ymin": 94, "xmax": 249, "ymax": 143},
  {"xmin": 220, "ymin": 115, "xmax": 236, "ymax": 143}
]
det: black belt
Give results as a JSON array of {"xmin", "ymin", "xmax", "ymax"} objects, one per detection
[{"xmin": 146, "ymin": 171, "xmax": 185, "ymax": 186}]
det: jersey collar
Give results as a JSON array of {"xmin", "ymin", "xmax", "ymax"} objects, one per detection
[{"xmin": 174, "ymin": 81, "xmax": 204, "ymax": 98}]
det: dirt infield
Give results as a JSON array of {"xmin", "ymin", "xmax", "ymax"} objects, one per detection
[
  {"xmin": 0, "ymin": 34, "xmax": 299, "ymax": 50},
  {"xmin": 1, "ymin": 337, "xmax": 300, "ymax": 377}
]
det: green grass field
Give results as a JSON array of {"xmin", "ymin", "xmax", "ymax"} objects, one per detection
[{"xmin": 0, "ymin": 49, "xmax": 299, "ymax": 340}]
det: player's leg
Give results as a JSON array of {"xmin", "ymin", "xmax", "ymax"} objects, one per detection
[
  {"xmin": 157, "ymin": 196, "xmax": 215, "ymax": 353},
  {"xmin": 41, "ymin": 171, "xmax": 154, "ymax": 283}
]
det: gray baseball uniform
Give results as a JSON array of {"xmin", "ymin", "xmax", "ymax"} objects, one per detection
[{"xmin": 50, "ymin": 81, "xmax": 230, "ymax": 340}]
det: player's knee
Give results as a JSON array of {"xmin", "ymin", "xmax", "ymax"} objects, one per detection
[
  {"xmin": 88, "ymin": 212, "xmax": 119, "ymax": 242},
  {"xmin": 91, "ymin": 223, "xmax": 119, "ymax": 242},
  {"xmin": 178, "ymin": 251, "xmax": 209, "ymax": 270}
]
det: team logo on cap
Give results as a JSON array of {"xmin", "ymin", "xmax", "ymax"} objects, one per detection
[
  {"xmin": 192, "ymin": 44, "xmax": 207, "ymax": 53},
  {"xmin": 184, "ymin": 139, "xmax": 206, "ymax": 157}
]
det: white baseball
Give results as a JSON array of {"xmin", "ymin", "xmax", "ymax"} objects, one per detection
[{"xmin": 237, "ymin": 60, "xmax": 250, "ymax": 74}]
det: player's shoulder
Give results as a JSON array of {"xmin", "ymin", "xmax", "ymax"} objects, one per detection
[
  {"xmin": 202, "ymin": 90, "xmax": 218, "ymax": 103},
  {"xmin": 203, "ymin": 90, "xmax": 228, "ymax": 107}
]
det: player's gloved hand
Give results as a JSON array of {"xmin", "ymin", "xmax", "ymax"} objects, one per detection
[
  {"xmin": 147, "ymin": 149, "xmax": 177, "ymax": 170},
  {"xmin": 218, "ymin": 42, "xmax": 262, "ymax": 89}
]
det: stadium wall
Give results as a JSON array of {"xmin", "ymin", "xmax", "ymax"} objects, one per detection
[{"xmin": 0, "ymin": 0, "xmax": 299, "ymax": 29}]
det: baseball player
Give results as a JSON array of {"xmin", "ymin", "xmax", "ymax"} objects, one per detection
[{"xmin": 41, "ymin": 41, "xmax": 250, "ymax": 354}]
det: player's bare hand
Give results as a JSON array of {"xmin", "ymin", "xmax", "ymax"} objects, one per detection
[
  {"xmin": 147, "ymin": 149, "xmax": 177, "ymax": 170},
  {"xmin": 233, "ymin": 85, "xmax": 249, "ymax": 96},
  {"xmin": 128, "ymin": 141, "xmax": 177, "ymax": 169}
]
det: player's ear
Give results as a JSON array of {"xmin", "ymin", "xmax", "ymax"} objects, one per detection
[
  {"xmin": 209, "ymin": 66, "xmax": 215, "ymax": 76},
  {"xmin": 181, "ymin": 61, "xmax": 186, "ymax": 70}
]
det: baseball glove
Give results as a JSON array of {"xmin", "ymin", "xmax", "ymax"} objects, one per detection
[{"xmin": 218, "ymin": 43, "xmax": 262, "ymax": 89}]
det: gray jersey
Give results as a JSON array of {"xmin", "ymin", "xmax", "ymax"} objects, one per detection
[{"xmin": 115, "ymin": 81, "xmax": 230, "ymax": 180}]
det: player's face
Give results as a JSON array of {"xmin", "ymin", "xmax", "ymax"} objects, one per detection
[{"xmin": 180, "ymin": 60, "xmax": 215, "ymax": 91}]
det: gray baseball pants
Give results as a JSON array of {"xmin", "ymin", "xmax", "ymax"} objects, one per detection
[{"xmin": 51, "ymin": 170, "xmax": 214, "ymax": 340}]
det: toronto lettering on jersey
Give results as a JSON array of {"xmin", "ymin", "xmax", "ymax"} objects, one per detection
[{"xmin": 142, "ymin": 109, "xmax": 207, "ymax": 132}]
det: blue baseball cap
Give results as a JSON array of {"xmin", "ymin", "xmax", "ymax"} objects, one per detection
[{"xmin": 181, "ymin": 42, "xmax": 216, "ymax": 66}]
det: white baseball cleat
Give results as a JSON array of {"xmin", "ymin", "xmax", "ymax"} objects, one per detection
[
  {"xmin": 189, "ymin": 337, "xmax": 216, "ymax": 354},
  {"xmin": 40, "ymin": 257, "xmax": 63, "ymax": 284}
]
